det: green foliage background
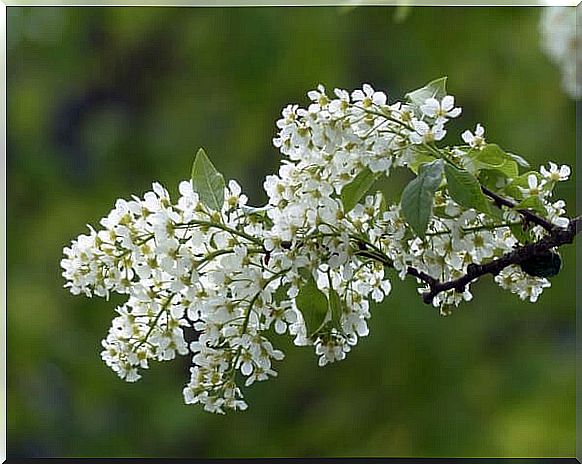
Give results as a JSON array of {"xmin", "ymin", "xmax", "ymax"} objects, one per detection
[{"xmin": 7, "ymin": 6, "xmax": 576, "ymax": 458}]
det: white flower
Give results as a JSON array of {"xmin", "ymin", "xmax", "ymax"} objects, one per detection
[
  {"xmin": 409, "ymin": 120, "xmax": 446, "ymax": 144},
  {"xmin": 494, "ymin": 266, "xmax": 551, "ymax": 303},
  {"xmin": 315, "ymin": 335, "xmax": 348, "ymax": 366},
  {"xmin": 465, "ymin": 231, "xmax": 495, "ymax": 262},
  {"xmin": 351, "ymin": 84, "xmax": 387, "ymax": 108},
  {"xmin": 307, "ymin": 84, "xmax": 330, "ymax": 112},
  {"xmin": 420, "ymin": 95, "xmax": 462, "ymax": 123},
  {"xmin": 547, "ymin": 199, "xmax": 570, "ymax": 228},
  {"xmin": 540, "ymin": 162, "xmax": 570, "ymax": 182},
  {"xmin": 461, "ymin": 123, "xmax": 486, "ymax": 149},
  {"xmin": 225, "ymin": 179, "xmax": 248, "ymax": 210},
  {"xmin": 518, "ymin": 174, "xmax": 545, "ymax": 197},
  {"xmin": 328, "ymin": 88, "xmax": 351, "ymax": 114}
]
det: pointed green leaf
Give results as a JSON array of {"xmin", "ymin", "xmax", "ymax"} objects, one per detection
[
  {"xmin": 328, "ymin": 287, "xmax": 343, "ymax": 328},
  {"xmin": 514, "ymin": 195, "xmax": 547, "ymax": 215},
  {"xmin": 444, "ymin": 163, "xmax": 491, "ymax": 214},
  {"xmin": 477, "ymin": 169, "xmax": 508, "ymax": 191},
  {"xmin": 295, "ymin": 274, "xmax": 329, "ymax": 338},
  {"xmin": 406, "ymin": 77, "xmax": 448, "ymax": 108},
  {"xmin": 341, "ymin": 168, "xmax": 381, "ymax": 213},
  {"xmin": 468, "ymin": 144, "xmax": 519, "ymax": 178},
  {"xmin": 378, "ymin": 191, "xmax": 387, "ymax": 213},
  {"xmin": 408, "ymin": 151, "xmax": 438, "ymax": 175},
  {"xmin": 191, "ymin": 148, "xmax": 226, "ymax": 211},
  {"xmin": 400, "ymin": 159, "xmax": 444, "ymax": 238}
]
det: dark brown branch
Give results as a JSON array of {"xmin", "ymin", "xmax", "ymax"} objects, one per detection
[
  {"xmin": 415, "ymin": 215, "xmax": 582, "ymax": 305},
  {"xmin": 481, "ymin": 186, "xmax": 555, "ymax": 232},
  {"xmin": 353, "ymin": 215, "xmax": 581, "ymax": 305}
]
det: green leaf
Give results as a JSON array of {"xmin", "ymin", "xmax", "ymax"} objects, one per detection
[
  {"xmin": 408, "ymin": 151, "xmax": 437, "ymax": 175},
  {"xmin": 406, "ymin": 77, "xmax": 448, "ymax": 108},
  {"xmin": 191, "ymin": 148, "xmax": 226, "ymax": 211},
  {"xmin": 477, "ymin": 169, "xmax": 508, "ymax": 191},
  {"xmin": 378, "ymin": 191, "xmax": 387, "ymax": 213},
  {"xmin": 486, "ymin": 202, "xmax": 505, "ymax": 221},
  {"xmin": 510, "ymin": 222, "xmax": 534, "ymax": 245},
  {"xmin": 328, "ymin": 287, "xmax": 343, "ymax": 328},
  {"xmin": 341, "ymin": 168, "xmax": 380, "ymax": 213},
  {"xmin": 400, "ymin": 159, "xmax": 444, "ymax": 238},
  {"xmin": 273, "ymin": 283, "xmax": 290, "ymax": 305},
  {"xmin": 468, "ymin": 144, "xmax": 519, "ymax": 178},
  {"xmin": 444, "ymin": 163, "xmax": 491, "ymax": 214},
  {"xmin": 514, "ymin": 195, "xmax": 547, "ymax": 215},
  {"xmin": 295, "ymin": 274, "xmax": 329, "ymax": 338}
]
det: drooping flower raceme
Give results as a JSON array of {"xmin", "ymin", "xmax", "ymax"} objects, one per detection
[{"xmin": 62, "ymin": 78, "xmax": 573, "ymax": 413}]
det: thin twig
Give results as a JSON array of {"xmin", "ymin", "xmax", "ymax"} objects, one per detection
[{"xmin": 480, "ymin": 186, "xmax": 555, "ymax": 232}]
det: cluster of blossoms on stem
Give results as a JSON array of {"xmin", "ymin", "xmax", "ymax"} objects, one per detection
[
  {"xmin": 540, "ymin": 6, "xmax": 581, "ymax": 99},
  {"xmin": 62, "ymin": 78, "xmax": 572, "ymax": 413}
]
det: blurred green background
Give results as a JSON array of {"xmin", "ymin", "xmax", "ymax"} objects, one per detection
[{"xmin": 7, "ymin": 6, "xmax": 577, "ymax": 458}]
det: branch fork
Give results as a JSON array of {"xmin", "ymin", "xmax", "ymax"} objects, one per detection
[{"xmin": 412, "ymin": 214, "xmax": 582, "ymax": 305}]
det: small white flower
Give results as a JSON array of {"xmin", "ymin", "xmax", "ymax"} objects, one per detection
[
  {"xmin": 328, "ymin": 88, "xmax": 351, "ymax": 114},
  {"xmin": 518, "ymin": 174, "xmax": 545, "ymax": 197},
  {"xmin": 551, "ymin": 216, "xmax": 570, "ymax": 228},
  {"xmin": 461, "ymin": 123, "xmax": 486, "ymax": 149},
  {"xmin": 494, "ymin": 266, "xmax": 551, "ymax": 303},
  {"xmin": 547, "ymin": 199, "xmax": 570, "ymax": 228},
  {"xmin": 409, "ymin": 120, "xmax": 446, "ymax": 144},
  {"xmin": 540, "ymin": 162, "xmax": 570, "ymax": 182},
  {"xmin": 351, "ymin": 84, "xmax": 387, "ymax": 108},
  {"xmin": 420, "ymin": 95, "xmax": 462, "ymax": 123}
]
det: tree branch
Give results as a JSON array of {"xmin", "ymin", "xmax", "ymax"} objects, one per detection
[
  {"xmin": 480, "ymin": 186, "xmax": 555, "ymax": 232},
  {"xmin": 415, "ymin": 215, "xmax": 582, "ymax": 305},
  {"xmin": 354, "ymin": 215, "xmax": 581, "ymax": 306}
]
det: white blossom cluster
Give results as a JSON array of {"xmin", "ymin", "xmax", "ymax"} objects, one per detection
[
  {"xmin": 62, "ymin": 81, "xmax": 572, "ymax": 413},
  {"xmin": 269, "ymin": 83, "xmax": 570, "ymax": 311},
  {"xmin": 540, "ymin": 6, "xmax": 581, "ymax": 99}
]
